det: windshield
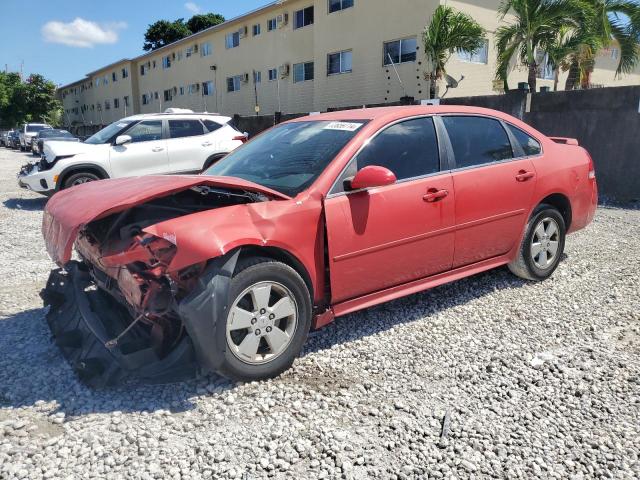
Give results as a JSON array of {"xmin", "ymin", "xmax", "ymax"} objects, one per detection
[
  {"xmin": 205, "ymin": 120, "xmax": 366, "ymax": 196},
  {"xmin": 85, "ymin": 120, "xmax": 136, "ymax": 144},
  {"xmin": 27, "ymin": 125, "xmax": 49, "ymax": 133}
]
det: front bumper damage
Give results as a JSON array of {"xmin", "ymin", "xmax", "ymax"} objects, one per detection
[{"xmin": 41, "ymin": 262, "xmax": 197, "ymax": 387}]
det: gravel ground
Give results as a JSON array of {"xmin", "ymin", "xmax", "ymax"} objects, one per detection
[{"xmin": 0, "ymin": 146, "xmax": 638, "ymax": 480}]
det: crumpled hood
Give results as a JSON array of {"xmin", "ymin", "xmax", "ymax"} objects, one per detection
[
  {"xmin": 43, "ymin": 141, "xmax": 102, "ymax": 162},
  {"xmin": 42, "ymin": 175, "xmax": 290, "ymax": 266}
]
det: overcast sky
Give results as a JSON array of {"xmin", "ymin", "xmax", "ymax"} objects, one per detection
[{"xmin": 0, "ymin": 0, "xmax": 268, "ymax": 85}]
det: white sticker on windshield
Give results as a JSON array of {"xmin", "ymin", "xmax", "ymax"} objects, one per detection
[
  {"xmin": 116, "ymin": 123, "xmax": 128, "ymax": 128},
  {"xmin": 323, "ymin": 122, "xmax": 363, "ymax": 132}
]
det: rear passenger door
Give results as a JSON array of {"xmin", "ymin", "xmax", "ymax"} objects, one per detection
[
  {"xmin": 324, "ymin": 116, "xmax": 455, "ymax": 302},
  {"xmin": 441, "ymin": 115, "xmax": 538, "ymax": 268},
  {"xmin": 165, "ymin": 119, "xmax": 210, "ymax": 174}
]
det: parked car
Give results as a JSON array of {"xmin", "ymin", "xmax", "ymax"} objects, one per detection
[
  {"xmin": 19, "ymin": 123, "xmax": 52, "ymax": 151},
  {"xmin": 18, "ymin": 110, "xmax": 246, "ymax": 195},
  {"xmin": 1, "ymin": 130, "xmax": 13, "ymax": 147},
  {"xmin": 7, "ymin": 130, "xmax": 21, "ymax": 149},
  {"xmin": 40, "ymin": 106, "xmax": 598, "ymax": 387},
  {"xmin": 31, "ymin": 129, "xmax": 79, "ymax": 156}
]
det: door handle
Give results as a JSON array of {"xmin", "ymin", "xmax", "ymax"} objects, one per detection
[
  {"xmin": 152, "ymin": 147, "xmax": 164, "ymax": 152},
  {"xmin": 516, "ymin": 170, "xmax": 535, "ymax": 182},
  {"xmin": 423, "ymin": 189, "xmax": 449, "ymax": 202},
  {"xmin": 201, "ymin": 141, "xmax": 213, "ymax": 147}
]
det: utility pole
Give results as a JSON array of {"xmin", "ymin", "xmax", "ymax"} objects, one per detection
[{"xmin": 253, "ymin": 71, "xmax": 259, "ymax": 116}]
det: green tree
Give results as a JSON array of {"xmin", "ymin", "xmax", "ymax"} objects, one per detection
[
  {"xmin": 143, "ymin": 19, "xmax": 192, "ymax": 51},
  {"xmin": 563, "ymin": 0, "xmax": 640, "ymax": 90},
  {"xmin": 186, "ymin": 13, "xmax": 225, "ymax": 33},
  {"xmin": 423, "ymin": 5, "xmax": 486, "ymax": 98},
  {"xmin": 495, "ymin": 0, "xmax": 587, "ymax": 92},
  {"xmin": 0, "ymin": 72, "xmax": 61, "ymax": 128}
]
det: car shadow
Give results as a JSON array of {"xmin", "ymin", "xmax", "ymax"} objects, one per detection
[
  {"xmin": 3, "ymin": 197, "xmax": 47, "ymax": 211},
  {"xmin": 0, "ymin": 265, "xmax": 532, "ymax": 418}
]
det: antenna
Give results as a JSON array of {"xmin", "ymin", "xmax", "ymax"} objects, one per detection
[{"xmin": 386, "ymin": 53, "xmax": 407, "ymax": 98}]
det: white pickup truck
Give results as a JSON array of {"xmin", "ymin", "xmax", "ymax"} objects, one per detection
[{"xmin": 19, "ymin": 123, "xmax": 52, "ymax": 151}]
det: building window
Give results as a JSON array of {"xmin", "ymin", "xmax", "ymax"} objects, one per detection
[
  {"xmin": 225, "ymin": 32, "xmax": 240, "ymax": 49},
  {"xmin": 201, "ymin": 42, "xmax": 212, "ymax": 56},
  {"xmin": 186, "ymin": 46, "xmax": 193, "ymax": 58},
  {"xmin": 104, "ymin": 100, "xmax": 111, "ymax": 110},
  {"xmin": 293, "ymin": 62, "xmax": 314, "ymax": 82},
  {"xmin": 122, "ymin": 67, "xmax": 129, "ymax": 79},
  {"xmin": 152, "ymin": 60, "xmax": 157, "ymax": 69},
  {"xmin": 112, "ymin": 72, "xmax": 117, "ymax": 82},
  {"xmin": 457, "ymin": 40, "xmax": 488, "ymax": 64},
  {"xmin": 383, "ymin": 37, "xmax": 417, "ymax": 65},
  {"xmin": 95, "ymin": 78, "xmax": 101, "ymax": 87},
  {"xmin": 188, "ymin": 83, "xmax": 199, "ymax": 95},
  {"xmin": 179, "ymin": 86, "xmax": 185, "ymax": 95},
  {"xmin": 294, "ymin": 6, "xmax": 314, "ymax": 29},
  {"xmin": 328, "ymin": 50, "xmax": 352, "ymax": 75},
  {"xmin": 162, "ymin": 55, "xmax": 171, "ymax": 69},
  {"xmin": 227, "ymin": 76, "xmax": 242, "ymax": 92},
  {"xmin": 329, "ymin": 0, "xmax": 354, "ymax": 13},
  {"xmin": 267, "ymin": 18, "xmax": 277, "ymax": 31},
  {"xmin": 154, "ymin": 91, "xmax": 159, "ymax": 100},
  {"xmin": 114, "ymin": 98, "xmax": 120, "ymax": 108},
  {"xmin": 253, "ymin": 24, "xmax": 261, "ymax": 36},
  {"xmin": 104, "ymin": 75, "xmax": 109, "ymax": 85},
  {"xmin": 535, "ymin": 50, "xmax": 555, "ymax": 80},
  {"xmin": 202, "ymin": 81, "xmax": 215, "ymax": 96},
  {"xmin": 140, "ymin": 65, "xmax": 146, "ymax": 76},
  {"xmin": 268, "ymin": 68, "xmax": 278, "ymax": 81},
  {"xmin": 164, "ymin": 89, "xmax": 173, "ymax": 102},
  {"xmin": 253, "ymin": 71, "xmax": 262, "ymax": 83},
  {"xmin": 124, "ymin": 96, "xmax": 129, "ymax": 107}
]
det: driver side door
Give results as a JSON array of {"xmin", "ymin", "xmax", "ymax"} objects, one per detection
[
  {"xmin": 324, "ymin": 116, "xmax": 455, "ymax": 303},
  {"xmin": 109, "ymin": 120, "xmax": 169, "ymax": 177}
]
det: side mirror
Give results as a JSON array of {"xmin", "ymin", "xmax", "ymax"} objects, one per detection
[
  {"xmin": 346, "ymin": 165, "xmax": 397, "ymax": 191},
  {"xmin": 115, "ymin": 135, "xmax": 132, "ymax": 146}
]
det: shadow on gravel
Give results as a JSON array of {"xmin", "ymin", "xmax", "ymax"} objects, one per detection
[
  {"xmin": 0, "ymin": 265, "xmax": 533, "ymax": 417},
  {"xmin": 3, "ymin": 197, "xmax": 47, "ymax": 211}
]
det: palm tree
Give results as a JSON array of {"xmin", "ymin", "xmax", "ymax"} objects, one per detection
[
  {"xmin": 563, "ymin": 0, "xmax": 640, "ymax": 90},
  {"xmin": 495, "ymin": 0, "xmax": 587, "ymax": 92},
  {"xmin": 423, "ymin": 5, "xmax": 486, "ymax": 99}
]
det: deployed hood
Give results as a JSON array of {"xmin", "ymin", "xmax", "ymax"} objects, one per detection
[
  {"xmin": 43, "ymin": 140, "xmax": 103, "ymax": 162},
  {"xmin": 42, "ymin": 175, "xmax": 291, "ymax": 265}
]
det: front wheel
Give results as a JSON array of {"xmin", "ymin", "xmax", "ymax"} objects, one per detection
[
  {"xmin": 214, "ymin": 257, "xmax": 312, "ymax": 382},
  {"xmin": 63, "ymin": 172, "xmax": 100, "ymax": 189},
  {"xmin": 508, "ymin": 205, "xmax": 566, "ymax": 281}
]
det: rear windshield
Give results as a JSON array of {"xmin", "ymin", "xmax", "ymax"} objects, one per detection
[{"xmin": 205, "ymin": 120, "xmax": 366, "ymax": 197}]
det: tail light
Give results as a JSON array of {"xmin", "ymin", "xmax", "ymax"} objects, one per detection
[
  {"xmin": 233, "ymin": 134, "xmax": 248, "ymax": 143},
  {"xmin": 586, "ymin": 152, "xmax": 596, "ymax": 180}
]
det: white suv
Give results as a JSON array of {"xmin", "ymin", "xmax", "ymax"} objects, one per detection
[
  {"xmin": 18, "ymin": 110, "xmax": 246, "ymax": 195},
  {"xmin": 19, "ymin": 123, "xmax": 52, "ymax": 151}
]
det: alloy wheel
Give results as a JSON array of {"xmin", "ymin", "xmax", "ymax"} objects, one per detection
[{"xmin": 531, "ymin": 217, "xmax": 560, "ymax": 269}]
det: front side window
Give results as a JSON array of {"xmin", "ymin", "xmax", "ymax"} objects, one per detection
[
  {"xmin": 293, "ymin": 62, "xmax": 314, "ymax": 83},
  {"xmin": 226, "ymin": 32, "xmax": 240, "ymax": 49},
  {"xmin": 506, "ymin": 124, "xmax": 542, "ymax": 157},
  {"xmin": 329, "ymin": 0, "xmax": 354, "ymax": 13},
  {"xmin": 383, "ymin": 37, "xmax": 417, "ymax": 65},
  {"xmin": 294, "ymin": 6, "xmax": 314, "ymax": 29},
  {"xmin": 124, "ymin": 120, "xmax": 163, "ymax": 143},
  {"xmin": 169, "ymin": 120, "xmax": 205, "ymax": 139},
  {"xmin": 354, "ymin": 117, "xmax": 440, "ymax": 181},
  {"xmin": 206, "ymin": 120, "xmax": 364, "ymax": 196},
  {"xmin": 457, "ymin": 40, "xmax": 489, "ymax": 64},
  {"xmin": 442, "ymin": 116, "xmax": 513, "ymax": 168},
  {"xmin": 85, "ymin": 120, "xmax": 136, "ymax": 144},
  {"xmin": 328, "ymin": 50, "xmax": 352, "ymax": 75},
  {"xmin": 201, "ymin": 42, "xmax": 212, "ymax": 56},
  {"xmin": 227, "ymin": 76, "xmax": 242, "ymax": 92}
]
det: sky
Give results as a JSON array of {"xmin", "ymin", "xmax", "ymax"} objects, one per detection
[{"xmin": 0, "ymin": 0, "xmax": 268, "ymax": 86}]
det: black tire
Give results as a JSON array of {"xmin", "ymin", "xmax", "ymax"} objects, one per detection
[
  {"xmin": 508, "ymin": 204, "xmax": 566, "ymax": 281},
  {"xmin": 213, "ymin": 257, "xmax": 312, "ymax": 382},
  {"xmin": 62, "ymin": 172, "xmax": 101, "ymax": 189}
]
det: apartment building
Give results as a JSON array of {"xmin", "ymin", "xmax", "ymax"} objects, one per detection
[{"xmin": 59, "ymin": 0, "xmax": 640, "ymax": 130}]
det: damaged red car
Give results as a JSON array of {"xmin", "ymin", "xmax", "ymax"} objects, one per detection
[{"xmin": 41, "ymin": 106, "xmax": 598, "ymax": 386}]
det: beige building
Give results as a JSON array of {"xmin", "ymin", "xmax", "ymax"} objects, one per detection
[{"xmin": 59, "ymin": 0, "xmax": 640, "ymax": 130}]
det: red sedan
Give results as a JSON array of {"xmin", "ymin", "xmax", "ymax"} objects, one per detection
[{"xmin": 41, "ymin": 106, "xmax": 598, "ymax": 386}]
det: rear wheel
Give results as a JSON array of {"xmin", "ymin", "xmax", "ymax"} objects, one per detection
[
  {"xmin": 214, "ymin": 257, "xmax": 312, "ymax": 381},
  {"xmin": 508, "ymin": 204, "xmax": 566, "ymax": 281},
  {"xmin": 63, "ymin": 172, "xmax": 101, "ymax": 189}
]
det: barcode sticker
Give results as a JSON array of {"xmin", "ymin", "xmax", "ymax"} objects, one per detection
[{"xmin": 323, "ymin": 122, "xmax": 363, "ymax": 132}]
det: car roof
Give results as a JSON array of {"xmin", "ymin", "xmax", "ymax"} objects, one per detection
[{"xmin": 122, "ymin": 113, "xmax": 232, "ymax": 122}]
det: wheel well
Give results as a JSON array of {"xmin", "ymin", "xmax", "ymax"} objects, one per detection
[
  {"xmin": 539, "ymin": 193, "xmax": 572, "ymax": 230},
  {"xmin": 58, "ymin": 165, "xmax": 108, "ymax": 189},
  {"xmin": 238, "ymin": 246, "xmax": 314, "ymax": 302}
]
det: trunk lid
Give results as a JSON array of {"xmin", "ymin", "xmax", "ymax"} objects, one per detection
[{"xmin": 42, "ymin": 175, "xmax": 290, "ymax": 266}]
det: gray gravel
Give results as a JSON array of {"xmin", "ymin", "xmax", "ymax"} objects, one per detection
[{"xmin": 0, "ymin": 146, "xmax": 639, "ymax": 479}]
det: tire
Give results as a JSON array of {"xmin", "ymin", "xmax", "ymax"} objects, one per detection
[
  {"xmin": 508, "ymin": 204, "xmax": 566, "ymax": 281},
  {"xmin": 62, "ymin": 172, "xmax": 101, "ymax": 189},
  {"xmin": 213, "ymin": 257, "xmax": 312, "ymax": 382}
]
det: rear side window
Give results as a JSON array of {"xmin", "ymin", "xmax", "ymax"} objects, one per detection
[
  {"xmin": 442, "ymin": 116, "xmax": 513, "ymax": 168},
  {"xmin": 202, "ymin": 119, "xmax": 223, "ymax": 133},
  {"xmin": 124, "ymin": 120, "xmax": 163, "ymax": 143},
  {"xmin": 506, "ymin": 124, "xmax": 541, "ymax": 157},
  {"xmin": 355, "ymin": 117, "xmax": 440, "ymax": 181},
  {"xmin": 169, "ymin": 119, "xmax": 205, "ymax": 139}
]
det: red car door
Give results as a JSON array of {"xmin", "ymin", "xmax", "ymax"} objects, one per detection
[
  {"xmin": 440, "ymin": 115, "xmax": 537, "ymax": 268},
  {"xmin": 324, "ymin": 117, "xmax": 455, "ymax": 303}
]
